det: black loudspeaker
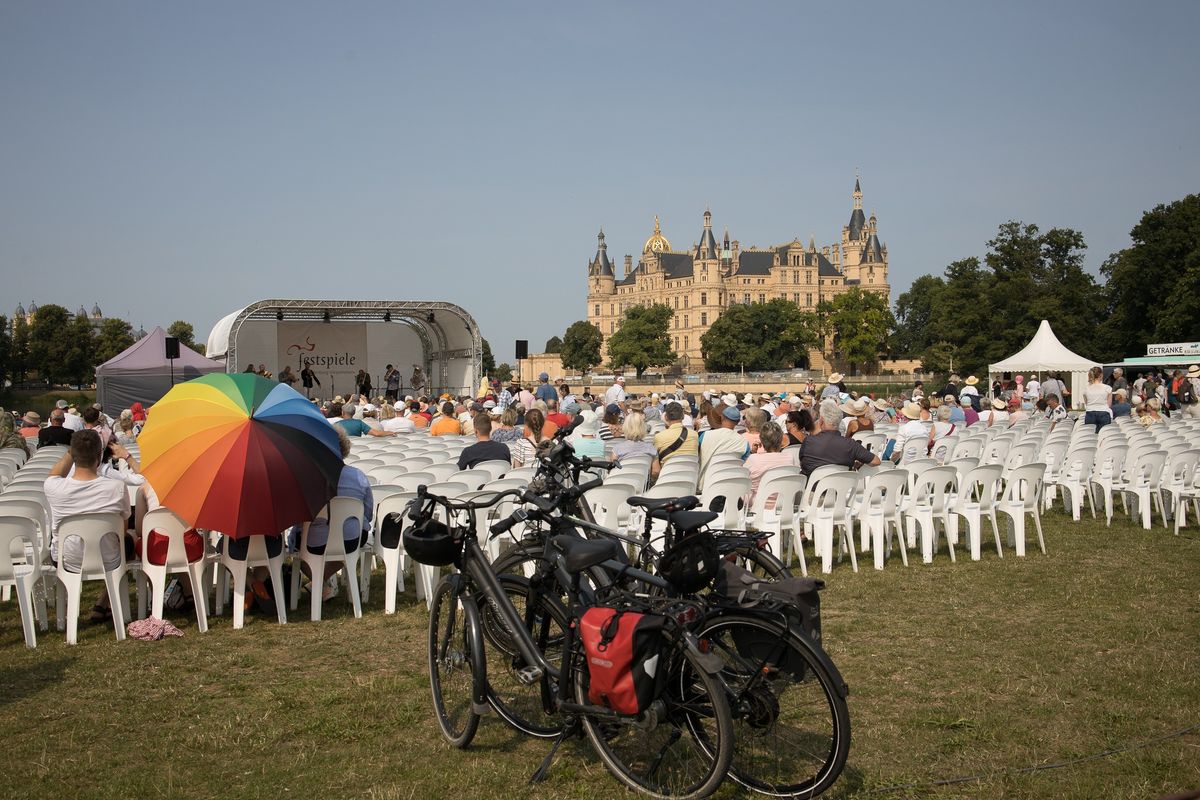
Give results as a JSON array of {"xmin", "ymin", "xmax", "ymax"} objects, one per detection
[
  {"xmin": 165, "ymin": 337, "xmax": 180, "ymax": 359},
  {"xmin": 515, "ymin": 339, "xmax": 528, "ymax": 360}
]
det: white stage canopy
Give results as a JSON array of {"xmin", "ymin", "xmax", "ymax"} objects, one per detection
[
  {"xmin": 988, "ymin": 319, "xmax": 1100, "ymax": 407},
  {"xmin": 206, "ymin": 300, "xmax": 482, "ymax": 398}
]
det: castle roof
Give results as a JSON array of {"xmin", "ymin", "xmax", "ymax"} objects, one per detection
[
  {"xmin": 848, "ymin": 207, "xmax": 866, "ymax": 241},
  {"xmin": 14, "ymin": 303, "xmax": 24, "ymax": 316},
  {"xmin": 737, "ymin": 251, "xmax": 775, "ymax": 275},
  {"xmin": 592, "ymin": 229, "xmax": 613, "ymax": 277},
  {"xmin": 92, "ymin": 303, "xmax": 103, "ymax": 317},
  {"xmin": 661, "ymin": 252, "xmax": 694, "ymax": 279},
  {"xmin": 817, "ymin": 253, "xmax": 841, "ymax": 276},
  {"xmin": 864, "ymin": 233, "xmax": 884, "ymax": 262}
]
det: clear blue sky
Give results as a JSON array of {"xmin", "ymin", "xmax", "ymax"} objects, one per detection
[{"xmin": 3, "ymin": 1, "xmax": 1197, "ymax": 362}]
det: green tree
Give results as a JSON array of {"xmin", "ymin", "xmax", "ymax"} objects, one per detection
[
  {"xmin": 481, "ymin": 338, "xmax": 495, "ymax": 375},
  {"xmin": 891, "ymin": 274, "xmax": 946, "ymax": 356},
  {"xmin": 494, "ymin": 362, "xmax": 513, "ymax": 383},
  {"xmin": 0, "ymin": 316, "xmax": 9, "ymax": 387},
  {"xmin": 606, "ymin": 304, "xmax": 676, "ymax": 377},
  {"xmin": 560, "ymin": 321, "xmax": 603, "ymax": 374},
  {"xmin": 544, "ymin": 335, "xmax": 563, "ymax": 354},
  {"xmin": 920, "ymin": 341, "xmax": 958, "ymax": 375},
  {"xmin": 95, "ymin": 318, "xmax": 136, "ymax": 365},
  {"xmin": 700, "ymin": 299, "xmax": 820, "ymax": 372},
  {"xmin": 1100, "ymin": 193, "xmax": 1200, "ymax": 356},
  {"xmin": 64, "ymin": 312, "xmax": 97, "ymax": 387},
  {"xmin": 10, "ymin": 316, "xmax": 30, "ymax": 384},
  {"xmin": 27, "ymin": 304, "xmax": 73, "ymax": 385},
  {"xmin": 817, "ymin": 288, "xmax": 894, "ymax": 375},
  {"xmin": 167, "ymin": 320, "xmax": 205, "ymax": 354}
]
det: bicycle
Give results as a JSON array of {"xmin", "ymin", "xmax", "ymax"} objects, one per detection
[
  {"xmin": 405, "ymin": 485, "xmax": 736, "ymax": 800},
  {"xmin": 480, "ymin": 439, "xmax": 852, "ymax": 797}
]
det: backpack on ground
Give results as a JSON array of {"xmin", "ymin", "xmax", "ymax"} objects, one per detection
[{"xmin": 580, "ymin": 607, "xmax": 667, "ymax": 715}]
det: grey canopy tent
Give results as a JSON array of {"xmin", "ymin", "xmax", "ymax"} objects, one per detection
[{"xmin": 95, "ymin": 327, "xmax": 225, "ymax": 415}]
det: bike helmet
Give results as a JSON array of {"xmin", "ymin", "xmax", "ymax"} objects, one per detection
[
  {"xmin": 657, "ymin": 530, "xmax": 719, "ymax": 594},
  {"xmin": 402, "ymin": 515, "xmax": 463, "ymax": 567}
]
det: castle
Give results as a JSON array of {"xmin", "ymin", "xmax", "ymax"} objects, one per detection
[
  {"xmin": 8, "ymin": 302, "xmax": 143, "ymax": 336},
  {"xmin": 586, "ymin": 178, "xmax": 890, "ymax": 372}
]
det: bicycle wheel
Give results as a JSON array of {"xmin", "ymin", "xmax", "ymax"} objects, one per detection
[
  {"xmin": 695, "ymin": 612, "xmax": 850, "ymax": 797},
  {"xmin": 480, "ymin": 574, "xmax": 568, "ymax": 738},
  {"xmin": 576, "ymin": 638, "xmax": 734, "ymax": 800},
  {"xmin": 428, "ymin": 575, "xmax": 484, "ymax": 748}
]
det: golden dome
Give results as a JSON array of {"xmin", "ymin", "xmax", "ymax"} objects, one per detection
[{"xmin": 643, "ymin": 215, "xmax": 672, "ymax": 254}]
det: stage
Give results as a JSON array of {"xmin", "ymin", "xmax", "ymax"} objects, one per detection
[{"xmin": 205, "ymin": 299, "xmax": 482, "ymax": 399}]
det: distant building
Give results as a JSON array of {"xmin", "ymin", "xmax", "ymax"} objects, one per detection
[
  {"xmin": 10, "ymin": 302, "xmax": 146, "ymax": 338},
  {"xmin": 586, "ymin": 178, "xmax": 890, "ymax": 372}
]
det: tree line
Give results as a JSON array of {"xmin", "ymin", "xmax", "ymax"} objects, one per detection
[
  {"xmin": 0, "ymin": 306, "xmax": 203, "ymax": 388},
  {"xmin": 893, "ymin": 193, "xmax": 1199, "ymax": 376}
]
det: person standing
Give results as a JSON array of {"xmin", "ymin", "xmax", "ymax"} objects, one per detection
[
  {"xmin": 1181, "ymin": 365, "xmax": 1200, "ymax": 419},
  {"xmin": 604, "ymin": 376, "xmax": 627, "ymax": 408},
  {"xmin": 1082, "ymin": 366, "xmax": 1113, "ymax": 432},
  {"xmin": 356, "ymin": 369, "xmax": 372, "ymax": 398},
  {"xmin": 384, "ymin": 364, "xmax": 400, "ymax": 402},
  {"xmin": 410, "ymin": 365, "xmax": 425, "ymax": 396},
  {"xmin": 300, "ymin": 364, "xmax": 321, "ymax": 399},
  {"xmin": 278, "ymin": 365, "xmax": 298, "ymax": 387},
  {"xmin": 535, "ymin": 372, "xmax": 557, "ymax": 405}
]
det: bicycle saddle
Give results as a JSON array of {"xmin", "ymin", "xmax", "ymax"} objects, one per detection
[
  {"xmin": 627, "ymin": 495, "xmax": 700, "ymax": 513},
  {"xmin": 667, "ymin": 509, "xmax": 719, "ymax": 531},
  {"xmin": 551, "ymin": 535, "xmax": 625, "ymax": 574}
]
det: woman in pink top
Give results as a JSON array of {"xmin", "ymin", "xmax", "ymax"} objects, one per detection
[{"xmin": 745, "ymin": 424, "xmax": 795, "ymax": 508}]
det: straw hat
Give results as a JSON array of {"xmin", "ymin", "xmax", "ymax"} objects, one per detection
[
  {"xmin": 22, "ymin": 411, "xmax": 41, "ymax": 425},
  {"xmin": 991, "ymin": 398, "xmax": 1006, "ymax": 410},
  {"xmin": 965, "ymin": 375, "xmax": 979, "ymax": 385},
  {"xmin": 872, "ymin": 398, "xmax": 891, "ymax": 411},
  {"xmin": 827, "ymin": 372, "xmax": 844, "ymax": 384},
  {"xmin": 899, "ymin": 402, "xmax": 922, "ymax": 420},
  {"xmin": 1188, "ymin": 365, "xmax": 1199, "ymax": 378},
  {"xmin": 840, "ymin": 398, "xmax": 869, "ymax": 417}
]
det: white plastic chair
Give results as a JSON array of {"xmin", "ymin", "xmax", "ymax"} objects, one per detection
[
  {"xmin": 139, "ymin": 508, "xmax": 209, "ymax": 632},
  {"xmin": 1162, "ymin": 449, "xmax": 1200, "ymax": 532},
  {"xmin": 946, "ymin": 464, "xmax": 1004, "ymax": 561},
  {"xmin": 54, "ymin": 513, "xmax": 130, "ymax": 644},
  {"xmin": 903, "ymin": 466, "xmax": 959, "ymax": 563},
  {"xmin": 291, "ymin": 497, "xmax": 365, "ymax": 621},
  {"xmin": 997, "ymin": 463, "xmax": 1048, "ymax": 557},
  {"xmin": 699, "ymin": 474, "xmax": 751, "ymax": 529},
  {"xmin": 1054, "ymin": 446, "xmax": 1096, "ymax": 522},
  {"xmin": 801, "ymin": 472, "xmax": 860, "ymax": 574},
  {"xmin": 1088, "ymin": 445, "xmax": 1129, "ymax": 526},
  {"xmin": 0, "ymin": 516, "xmax": 42, "ymax": 646},
  {"xmin": 215, "ymin": 534, "xmax": 287, "ymax": 629},
  {"xmin": 1120, "ymin": 451, "xmax": 1168, "ymax": 530},
  {"xmin": 472, "ymin": 460, "xmax": 511, "ymax": 481},
  {"xmin": 853, "ymin": 470, "xmax": 908, "ymax": 570},
  {"xmin": 363, "ymin": 491, "xmax": 416, "ymax": 613},
  {"xmin": 747, "ymin": 473, "xmax": 807, "ymax": 571}
]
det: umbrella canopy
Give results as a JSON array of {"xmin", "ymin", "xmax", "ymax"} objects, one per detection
[{"xmin": 139, "ymin": 373, "xmax": 344, "ymax": 538}]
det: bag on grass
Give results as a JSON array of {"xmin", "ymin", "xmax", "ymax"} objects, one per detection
[{"xmin": 580, "ymin": 607, "xmax": 667, "ymax": 715}]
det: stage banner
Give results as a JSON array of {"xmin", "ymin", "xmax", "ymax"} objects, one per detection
[{"xmin": 277, "ymin": 322, "xmax": 367, "ymax": 397}]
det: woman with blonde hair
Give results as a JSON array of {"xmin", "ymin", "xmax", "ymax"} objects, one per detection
[
  {"xmin": 490, "ymin": 405, "xmax": 522, "ymax": 444},
  {"xmin": 611, "ymin": 410, "xmax": 660, "ymax": 479},
  {"xmin": 741, "ymin": 407, "xmax": 768, "ymax": 453}
]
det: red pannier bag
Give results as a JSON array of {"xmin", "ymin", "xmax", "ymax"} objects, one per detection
[{"xmin": 580, "ymin": 607, "xmax": 667, "ymax": 715}]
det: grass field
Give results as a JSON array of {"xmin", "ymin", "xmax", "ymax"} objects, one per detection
[{"xmin": 0, "ymin": 507, "xmax": 1196, "ymax": 799}]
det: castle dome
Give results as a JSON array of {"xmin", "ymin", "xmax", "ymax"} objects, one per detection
[
  {"xmin": 643, "ymin": 215, "xmax": 672, "ymax": 254},
  {"xmin": 91, "ymin": 303, "xmax": 103, "ymax": 318}
]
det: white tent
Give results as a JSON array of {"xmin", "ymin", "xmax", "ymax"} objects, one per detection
[{"xmin": 989, "ymin": 320, "xmax": 1100, "ymax": 408}]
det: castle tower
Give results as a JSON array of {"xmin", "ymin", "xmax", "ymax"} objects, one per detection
[
  {"xmin": 696, "ymin": 208, "xmax": 718, "ymax": 260},
  {"xmin": 586, "ymin": 228, "xmax": 616, "ymax": 340},
  {"xmin": 841, "ymin": 177, "xmax": 869, "ymax": 283}
]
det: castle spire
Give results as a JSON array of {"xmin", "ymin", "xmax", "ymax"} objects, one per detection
[{"xmin": 592, "ymin": 228, "xmax": 613, "ymax": 276}]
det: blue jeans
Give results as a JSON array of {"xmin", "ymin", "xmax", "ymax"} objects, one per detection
[{"xmin": 1084, "ymin": 410, "xmax": 1111, "ymax": 433}]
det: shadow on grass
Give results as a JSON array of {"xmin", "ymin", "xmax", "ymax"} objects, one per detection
[{"xmin": 0, "ymin": 657, "xmax": 71, "ymax": 707}]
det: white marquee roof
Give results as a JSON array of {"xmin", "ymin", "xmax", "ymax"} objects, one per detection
[{"xmin": 989, "ymin": 319, "xmax": 1099, "ymax": 373}]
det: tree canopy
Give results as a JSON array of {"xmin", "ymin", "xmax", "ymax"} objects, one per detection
[
  {"xmin": 817, "ymin": 288, "xmax": 894, "ymax": 375},
  {"xmin": 891, "ymin": 221, "xmax": 1107, "ymax": 375},
  {"xmin": 167, "ymin": 320, "xmax": 204, "ymax": 354},
  {"xmin": 0, "ymin": 316, "xmax": 10, "ymax": 388},
  {"xmin": 27, "ymin": 304, "xmax": 74, "ymax": 386},
  {"xmin": 481, "ymin": 338, "xmax": 495, "ymax": 376},
  {"xmin": 605, "ymin": 304, "xmax": 676, "ymax": 377},
  {"xmin": 95, "ymin": 318, "xmax": 136, "ymax": 365},
  {"xmin": 543, "ymin": 335, "xmax": 563, "ymax": 354},
  {"xmin": 1100, "ymin": 193, "xmax": 1200, "ymax": 356},
  {"xmin": 700, "ymin": 299, "xmax": 819, "ymax": 372},
  {"xmin": 560, "ymin": 321, "xmax": 603, "ymax": 374}
]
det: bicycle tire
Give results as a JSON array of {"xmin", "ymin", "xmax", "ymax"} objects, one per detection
[
  {"xmin": 480, "ymin": 574, "xmax": 569, "ymax": 738},
  {"xmin": 428, "ymin": 575, "xmax": 485, "ymax": 748},
  {"xmin": 575, "ymin": 637, "xmax": 735, "ymax": 800},
  {"xmin": 694, "ymin": 612, "xmax": 850, "ymax": 797}
]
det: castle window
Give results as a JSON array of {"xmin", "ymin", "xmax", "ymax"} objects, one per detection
[
  {"xmin": 701, "ymin": 312, "xmax": 707, "ymax": 326},
  {"xmin": 743, "ymin": 293, "xmax": 750, "ymax": 304},
  {"xmin": 806, "ymin": 293, "xmax": 813, "ymax": 306},
  {"xmin": 683, "ymin": 296, "xmax": 688, "ymax": 309},
  {"xmin": 758, "ymin": 294, "xmax": 765, "ymax": 304},
  {"xmin": 674, "ymin": 336, "xmax": 679, "ymax": 350},
  {"xmin": 793, "ymin": 271, "xmax": 799, "ymax": 284},
  {"xmin": 684, "ymin": 315, "xmax": 688, "ymax": 328},
  {"xmin": 684, "ymin": 335, "xmax": 689, "ymax": 351},
  {"xmin": 610, "ymin": 322, "xmax": 615, "ymax": 333},
  {"xmin": 700, "ymin": 292, "xmax": 707, "ymax": 305},
  {"xmin": 609, "ymin": 304, "xmax": 614, "ymax": 315},
  {"xmin": 594, "ymin": 305, "xmax": 600, "ymax": 316}
]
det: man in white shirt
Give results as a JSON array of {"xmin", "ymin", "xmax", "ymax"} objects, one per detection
[
  {"xmin": 63, "ymin": 406, "xmax": 85, "ymax": 432},
  {"xmin": 43, "ymin": 430, "xmax": 131, "ymax": 617},
  {"xmin": 891, "ymin": 401, "xmax": 929, "ymax": 462},
  {"xmin": 604, "ymin": 376, "xmax": 627, "ymax": 407},
  {"xmin": 1026, "ymin": 375, "xmax": 1042, "ymax": 398},
  {"xmin": 381, "ymin": 404, "xmax": 416, "ymax": 433},
  {"xmin": 699, "ymin": 405, "xmax": 750, "ymax": 487}
]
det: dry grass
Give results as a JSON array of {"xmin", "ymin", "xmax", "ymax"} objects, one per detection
[{"xmin": 0, "ymin": 507, "xmax": 1196, "ymax": 799}]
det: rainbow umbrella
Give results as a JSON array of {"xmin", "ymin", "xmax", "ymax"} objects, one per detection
[{"xmin": 139, "ymin": 373, "xmax": 343, "ymax": 539}]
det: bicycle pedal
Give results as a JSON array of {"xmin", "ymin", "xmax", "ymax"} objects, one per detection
[{"xmin": 515, "ymin": 665, "xmax": 544, "ymax": 685}]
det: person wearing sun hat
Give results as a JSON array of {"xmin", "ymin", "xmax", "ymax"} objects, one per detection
[
  {"xmin": 840, "ymin": 397, "xmax": 873, "ymax": 437},
  {"xmin": 820, "ymin": 373, "xmax": 843, "ymax": 400},
  {"xmin": 984, "ymin": 396, "xmax": 1010, "ymax": 428},
  {"xmin": 959, "ymin": 375, "xmax": 981, "ymax": 411},
  {"xmin": 870, "ymin": 397, "xmax": 892, "ymax": 425},
  {"xmin": 889, "ymin": 401, "xmax": 927, "ymax": 461}
]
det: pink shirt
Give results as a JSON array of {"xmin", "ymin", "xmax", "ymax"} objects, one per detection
[{"xmin": 746, "ymin": 451, "xmax": 798, "ymax": 508}]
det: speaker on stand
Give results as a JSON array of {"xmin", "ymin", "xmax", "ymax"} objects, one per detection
[{"xmin": 165, "ymin": 336, "xmax": 180, "ymax": 386}]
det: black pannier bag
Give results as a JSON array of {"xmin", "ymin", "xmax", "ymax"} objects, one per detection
[
  {"xmin": 713, "ymin": 560, "xmax": 826, "ymax": 678},
  {"xmin": 580, "ymin": 607, "xmax": 668, "ymax": 715}
]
